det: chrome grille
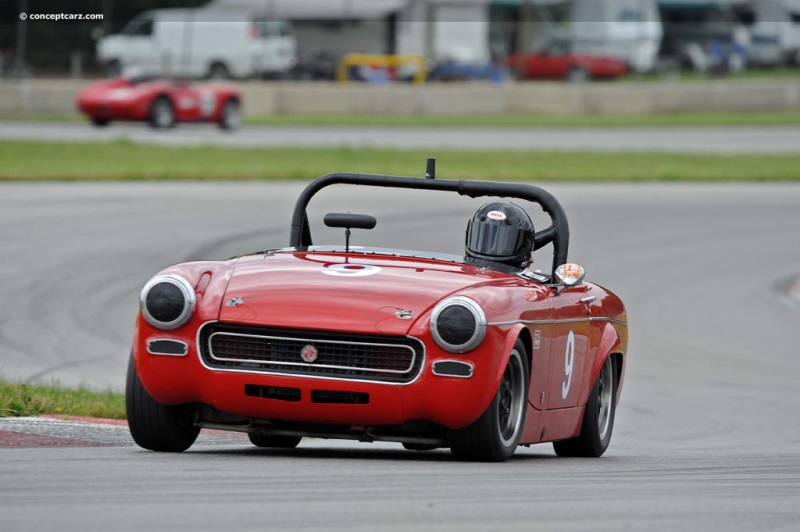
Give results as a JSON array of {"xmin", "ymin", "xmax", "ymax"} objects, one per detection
[{"xmin": 199, "ymin": 324, "xmax": 424, "ymax": 384}]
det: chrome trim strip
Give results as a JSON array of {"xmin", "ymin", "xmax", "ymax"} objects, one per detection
[
  {"xmin": 487, "ymin": 317, "xmax": 628, "ymax": 328},
  {"xmin": 430, "ymin": 295, "xmax": 487, "ymax": 354},
  {"xmin": 146, "ymin": 339, "xmax": 188, "ymax": 356},
  {"xmin": 208, "ymin": 331, "xmax": 417, "ymax": 375},
  {"xmin": 431, "ymin": 360, "xmax": 474, "ymax": 379},
  {"xmin": 140, "ymin": 273, "xmax": 196, "ymax": 331},
  {"xmin": 196, "ymin": 322, "xmax": 426, "ymax": 387}
]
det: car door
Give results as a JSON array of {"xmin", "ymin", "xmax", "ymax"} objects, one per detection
[{"xmin": 545, "ymin": 285, "xmax": 592, "ymax": 410}]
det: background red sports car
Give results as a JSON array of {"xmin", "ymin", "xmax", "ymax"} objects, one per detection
[
  {"xmin": 76, "ymin": 76, "xmax": 241, "ymax": 130},
  {"xmin": 507, "ymin": 38, "xmax": 628, "ymax": 81}
]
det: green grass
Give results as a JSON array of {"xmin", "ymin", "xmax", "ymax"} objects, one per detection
[
  {"xmin": 1, "ymin": 140, "xmax": 799, "ymax": 181},
  {"xmin": 4, "ymin": 109, "xmax": 800, "ymax": 127},
  {"xmin": 0, "ymin": 376, "xmax": 126, "ymax": 419}
]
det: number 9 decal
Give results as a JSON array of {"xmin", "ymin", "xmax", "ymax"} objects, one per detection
[{"xmin": 562, "ymin": 330, "xmax": 574, "ymax": 400}]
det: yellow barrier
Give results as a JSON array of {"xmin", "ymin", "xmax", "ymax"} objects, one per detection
[{"xmin": 337, "ymin": 53, "xmax": 427, "ymax": 85}]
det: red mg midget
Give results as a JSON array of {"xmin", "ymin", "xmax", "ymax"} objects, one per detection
[
  {"xmin": 127, "ymin": 163, "xmax": 628, "ymax": 461},
  {"xmin": 77, "ymin": 75, "xmax": 241, "ymax": 130}
]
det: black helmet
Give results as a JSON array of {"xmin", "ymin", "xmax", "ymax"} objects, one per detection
[{"xmin": 465, "ymin": 201, "xmax": 534, "ymax": 272}]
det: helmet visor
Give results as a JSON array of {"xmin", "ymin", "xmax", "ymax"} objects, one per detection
[{"xmin": 466, "ymin": 221, "xmax": 527, "ymax": 259}]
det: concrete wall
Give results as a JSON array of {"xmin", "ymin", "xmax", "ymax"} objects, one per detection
[{"xmin": 1, "ymin": 78, "xmax": 799, "ymax": 117}]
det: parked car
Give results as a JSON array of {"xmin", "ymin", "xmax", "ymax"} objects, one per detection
[
  {"xmin": 126, "ymin": 162, "xmax": 629, "ymax": 462},
  {"xmin": 76, "ymin": 74, "xmax": 241, "ymax": 130},
  {"xmin": 97, "ymin": 8, "xmax": 296, "ymax": 80},
  {"xmin": 506, "ymin": 38, "xmax": 628, "ymax": 81}
]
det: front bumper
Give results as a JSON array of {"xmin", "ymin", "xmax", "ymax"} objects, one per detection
[{"xmin": 134, "ymin": 320, "xmax": 508, "ymax": 431}]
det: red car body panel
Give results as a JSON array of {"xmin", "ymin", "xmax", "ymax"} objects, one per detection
[
  {"xmin": 76, "ymin": 77, "xmax": 239, "ymax": 124},
  {"xmin": 506, "ymin": 52, "xmax": 628, "ymax": 80},
  {"xmin": 133, "ymin": 249, "xmax": 627, "ymax": 444}
]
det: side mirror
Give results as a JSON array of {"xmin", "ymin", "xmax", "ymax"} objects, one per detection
[{"xmin": 555, "ymin": 263, "xmax": 585, "ymax": 286}]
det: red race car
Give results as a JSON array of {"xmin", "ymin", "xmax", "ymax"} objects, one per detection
[
  {"xmin": 76, "ymin": 75, "xmax": 241, "ymax": 130},
  {"xmin": 127, "ymin": 161, "xmax": 628, "ymax": 462},
  {"xmin": 507, "ymin": 38, "xmax": 628, "ymax": 81}
]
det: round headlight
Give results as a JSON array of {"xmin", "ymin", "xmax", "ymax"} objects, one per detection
[
  {"xmin": 430, "ymin": 296, "xmax": 486, "ymax": 354},
  {"xmin": 140, "ymin": 274, "xmax": 196, "ymax": 330}
]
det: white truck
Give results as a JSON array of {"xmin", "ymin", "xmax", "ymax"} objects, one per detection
[
  {"xmin": 570, "ymin": 0, "xmax": 663, "ymax": 74},
  {"xmin": 97, "ymin": 8, "xmax": 297, "ymax": 79}
]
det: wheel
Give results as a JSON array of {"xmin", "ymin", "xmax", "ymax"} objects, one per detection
[
  {"xmin": 90, "ymin": 117, "xmax": 110, "ymax": 127},
  {"xmin": 449, "ymin": 339, "xmax": 529, "ymax": 462},
  {"xmin": 149, "ymin": 96, "xmax": 175, "ymax": 129},
  {"xmin": 218, "ymin": 98, "xmax": 241, "ymax": 131},
  {"xmin": 126, "ymin": 354, "xmax": 199, "ymax": 452},
  {"xmin": 553, "ymin": 356, "xmax": 617, "ymax": 457},
  {"xmin": 105, "ymin": 59, "xmax": 122, "ymax": 78},
  {"xmin": 248, "ymin": 432, "xmax": 302, "ymax": 449},
  {"xmin": 208, "ymin": 62, "xmax": 230, "ymax": 80},
  {"xmin": 568, "ymin": 66, "xmax": 589, "ymax": 82}
]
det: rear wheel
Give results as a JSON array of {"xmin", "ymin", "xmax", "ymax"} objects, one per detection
[
  {"xmin": 553, "ymin": 356, "xmax": 617, "ymax": 457},
  {"xmin": 105, "ymin": 59, "xmax": 122, "ymax": 78},
  {"xmin": 126, "ymin": 355, "xmax": 199, "ymax": 452},
  {"xmin": 90, "ymin": 117, "xmax": 110, "ymax": 127},
  {"xmin": 208, "ymin": 62, "xmax": 231, "ymax": 80},
  {"xmin": 449, "ymin": 339, "xmax": 529, "ymax": 462},
  {"xmin": 248, "ymin": 432, "xmax": 302, "ymax": 449},
  {"xmin": 149, "ymin": 96, "xmax": 175, "ymax": 129}
]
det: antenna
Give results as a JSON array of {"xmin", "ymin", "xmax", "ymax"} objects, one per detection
[{"xmin": 425, "ymin": 157, "xmax": 436, "ymax": 179}]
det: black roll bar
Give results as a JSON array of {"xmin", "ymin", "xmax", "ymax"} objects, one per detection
[{"xmin": 289, "ymin": 172, "xmax": 570, "ymax": 276}]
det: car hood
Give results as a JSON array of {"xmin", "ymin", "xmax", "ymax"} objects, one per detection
[{"xmin": 218, "ymin": 251, "xmax": 508, "ymax": 335}]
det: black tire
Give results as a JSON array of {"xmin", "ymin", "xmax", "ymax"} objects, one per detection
[
  {"xmin": 126, "ymin": 355, "xmax": 199, "ymax": 452},
  {"xmin": 449, "ymin": 339, "xmax": 529, "ymax": 462},
  {"xmin": 218, "ymin": 98, "xmax": 241, "ymax": 131},
  {"xmin": 90, "ymin": 117, "xmax": 110, "ymax": 127},
  {"xmin": 149, "ymin": 96, "xmax": 175, "ymax": 129},
  {"xmin": 553, "ymin": 356, "xmax": 617, "ymax": 457},
  {"xmin": 105, "ymin": 59, "xmax": 122, "ymax": 78},
  {"xmin": 208, "ymin": 62, "xmax": 230, "ymax": 80},
  {"xmin": 248, "ymin": 432, "xmax": 302, "ymax": 449}
]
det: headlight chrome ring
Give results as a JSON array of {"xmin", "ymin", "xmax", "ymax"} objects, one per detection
[
  {"xmin": 140, "ymin": 274, "xmax": 196, "ymax": 330},
  {"xmin": 430, "ymin": 296, "xmax": 487, "ymax": 354}
]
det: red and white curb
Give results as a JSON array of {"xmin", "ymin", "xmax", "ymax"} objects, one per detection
[{"xmin": 0, "ymin": 416, "xmax": 247, "ymax": 448}]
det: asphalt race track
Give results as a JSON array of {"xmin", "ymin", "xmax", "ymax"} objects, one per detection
[
  {"xmin": 3, "ymin": 120, "xmax": 800, "ymax": 153},
  {"xmin": 1, "ymin": 181, "xmax": 799, "ymax": 530}
]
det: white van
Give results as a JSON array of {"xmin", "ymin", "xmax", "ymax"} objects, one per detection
[
  {"xmin": 737, "ymin": 0, "xmax": 800, "ymax": 66},
  {"xmin": 570, "ymin": 0, "xmax": 663, "ymax": 73},
  {"xmin": 97, "ymin": 8, "xmax": 297, "ymax": 79}
]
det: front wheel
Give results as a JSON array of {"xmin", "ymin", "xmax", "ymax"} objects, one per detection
[
  {"xmin": 126, "ymin": 355, "xmax": 199, "ymax": 452},
  {"xmin": 553, "ymin": 355, "xmax": 617, "ymax": 457},
  {"xmin": 218, "ymin": 98, "xmax": 241, "ymax": 131},
  {"xmin": 449, "ymin": 339, "xmax": 529, "ymax": 462}
]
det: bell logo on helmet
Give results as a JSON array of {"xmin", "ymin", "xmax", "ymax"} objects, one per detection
[{"xmin": 487, "ymin": 211, "xmax": 507, "ymax": 221}]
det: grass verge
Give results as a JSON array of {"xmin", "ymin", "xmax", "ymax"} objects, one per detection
[
  {"xmin": 1, "ymin": 140, "xmax": 799, "ymax": 181},
  {"xmin": 0, "ymin": 375, "xmax": 125, "ymax": 419}
]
